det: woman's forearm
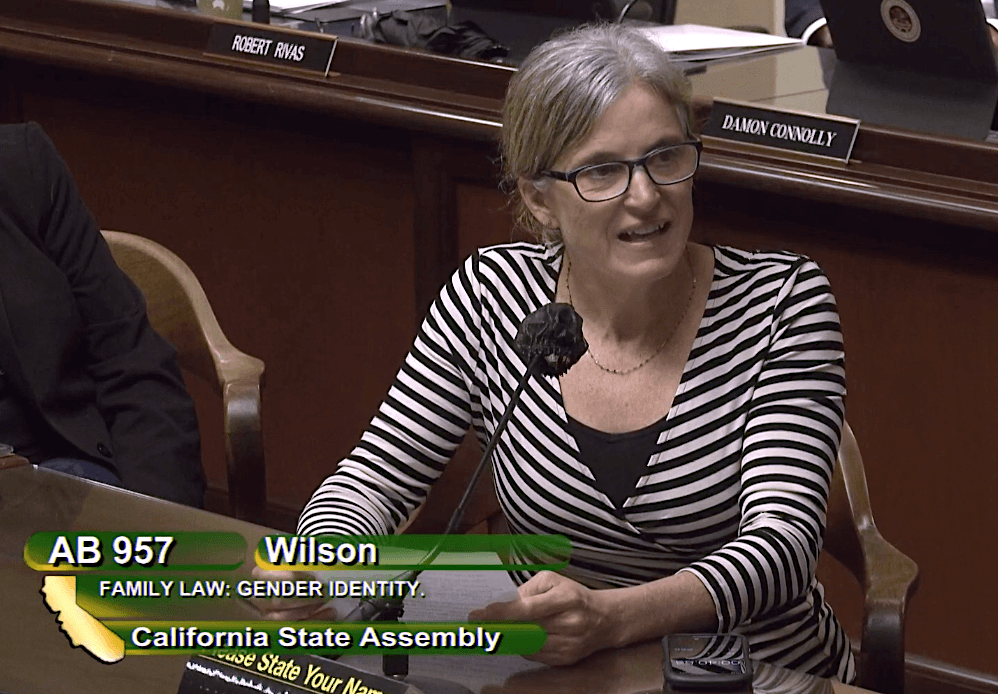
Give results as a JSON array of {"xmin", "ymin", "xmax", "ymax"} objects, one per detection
[{"xmin": 600, "ymin": 570, "xmax": 718, "ymax": 648}]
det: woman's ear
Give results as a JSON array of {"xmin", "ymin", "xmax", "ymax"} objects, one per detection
[{"xmin": 518, "ymin": 177, "xmax": 558, "ymax": 231}]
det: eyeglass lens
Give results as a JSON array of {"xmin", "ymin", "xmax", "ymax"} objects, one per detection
[{"xmin": 575, "ymin": 144, "xmax": 698, "ymax": 201}]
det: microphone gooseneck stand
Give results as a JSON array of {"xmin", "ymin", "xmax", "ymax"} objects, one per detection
[
  {"xmin": 336, "ymin": 303, "xmax": 588, "ymax": 694},
  {"xmin": 336, "ymin": 355, "xmax": 544, "ymax": 694},
  {"xmin": 251, "ymin": 0, "xmax": 270, "ymax": 23}
]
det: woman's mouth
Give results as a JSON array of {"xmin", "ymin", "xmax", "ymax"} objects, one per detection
[{"xmin": 618, "ymin": 223, "xmax": 667, "ymax": 243}]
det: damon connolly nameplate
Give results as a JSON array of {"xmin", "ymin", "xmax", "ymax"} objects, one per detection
[
  {"xmin": 205, "ymin": 23, "xmax": 337, "ymax": 76},
  {"xmin": 705, "ymin": 99, "xmax": 859, "ymax": 162}
]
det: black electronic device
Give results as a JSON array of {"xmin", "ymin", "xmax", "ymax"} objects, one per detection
[
  {"xmin": 661, "ymin": 633, "xmax": 753, "ymax": 692},
  {"xmin": 819, "ymin": 0, "xmax": 998, "ymax": 139},
  {"xmin": 821, "ymin": 0, "xmax": 997, "ymax": 81}
]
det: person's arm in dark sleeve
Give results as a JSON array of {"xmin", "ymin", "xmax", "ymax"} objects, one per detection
[
  {"xmin": 785, "ymin": 0, "xmax": 830, "ymax": 44},
  {"xmin": 25, "ymin": 123, "xmax": 205, "ymax": 506}
]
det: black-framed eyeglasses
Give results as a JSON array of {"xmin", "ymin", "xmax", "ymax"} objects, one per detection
[{"xmin": 541, "ymin": 141, "xmax": 702, "ymax": 202}]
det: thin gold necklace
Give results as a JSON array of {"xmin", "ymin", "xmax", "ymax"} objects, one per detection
[{"xmin": 565, "ymin": 248, "xmax": 697, "ymax": 376}]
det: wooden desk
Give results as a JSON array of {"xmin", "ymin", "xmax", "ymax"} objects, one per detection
[
  {"xmin": 0, "ymin": 464, "xmax": 866, "ymax": 694},
  {"xmin": 0, "ymin": 0, "xmax": 994, "ymax": 676}
]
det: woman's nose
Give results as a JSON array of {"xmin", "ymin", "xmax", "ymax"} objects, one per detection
[{"xmin": 624, "ymin": 165, "xmax": 660, "ymax": 206}]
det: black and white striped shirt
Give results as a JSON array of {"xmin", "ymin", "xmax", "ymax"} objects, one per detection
[{"xmin": 299, "ymin": 243, "xmax": 855, "ymax": 681}]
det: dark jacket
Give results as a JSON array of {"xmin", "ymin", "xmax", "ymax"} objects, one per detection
[{"xmin": 0, "ymin": 122, "xmax": 204, "ymax": 506}]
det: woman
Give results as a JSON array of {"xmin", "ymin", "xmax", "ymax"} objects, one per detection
[{"xmin": 299, "ymin": 24, "xmax": 853, "ymax": 681}]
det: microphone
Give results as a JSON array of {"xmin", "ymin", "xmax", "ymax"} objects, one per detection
[
  {"xmin": 251, "ymin": 0, "xmax": 270, "ymax": 23},
  {"xmin": 329, "ymin": 305, "xmax": 585, "ymax": 692},
  {"xmin": 512, "ymin": 302, "xmax": 588, "ymax": 377},
  {"xmin": 339, "ymin": 302, "xmax": 587, "ymax": 616},
  {"xmin": 445, "ymin": 302, "xmax": 587, "ymax": 535}
]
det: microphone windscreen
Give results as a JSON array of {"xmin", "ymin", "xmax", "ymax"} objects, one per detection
[{"xmin": 514, "ymin": 303, "xmax": 588, "ymax": 377}]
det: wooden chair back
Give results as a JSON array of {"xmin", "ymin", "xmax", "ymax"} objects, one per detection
[
  {"xmin": 824, "ymin": 421, "xmax": 920, "ymax": 694},
  {"xmin": 102, "ymin": 231, "xmax": 267, "ymax": 524}
]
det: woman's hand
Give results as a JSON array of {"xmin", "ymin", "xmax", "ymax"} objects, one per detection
[{"xmin": 468, "ymin": 571, "xmax": 621, "ymax": 666}]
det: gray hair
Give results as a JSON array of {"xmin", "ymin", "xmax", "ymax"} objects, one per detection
[{"xmin": 501, "ymin": 23, "xmax": 696, "ymax": 243}]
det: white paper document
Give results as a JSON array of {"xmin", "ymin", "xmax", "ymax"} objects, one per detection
[
  {"xmin": 639, "ymin": 24, "xmax": 803, "ymax": 63},
  {"xmin": 242, "ymin": 0, "xmax": 350, "ymax": 12}
]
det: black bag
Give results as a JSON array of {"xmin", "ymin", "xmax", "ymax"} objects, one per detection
[{"xmin": 359, "ymin": 11, "xmax": 509, "ymax": 62}]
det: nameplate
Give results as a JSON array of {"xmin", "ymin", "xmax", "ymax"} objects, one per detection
[
  {"xmin": 179, "ymin": 652, "xmax": 411, "ymax": 694},
  {"xmin": 705, "ymin": 99, "xmax": 859, "ymax": 162},
  {"xmin": 205, "ymin": 23, "xmax": 337, "ymax": 76}
]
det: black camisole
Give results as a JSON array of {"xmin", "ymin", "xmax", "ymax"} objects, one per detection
[{"xmin": 565, "ymin": 414, "xmax": 666, "ymax": 510}]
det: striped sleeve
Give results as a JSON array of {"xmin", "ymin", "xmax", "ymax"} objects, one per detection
[
  {"xmin": 680, "ymin": 259, "xmax": 845, "ymax": 631},
  {"xmin": 296, "ymin": 254, "xmax": 483, "ymax": 536}
]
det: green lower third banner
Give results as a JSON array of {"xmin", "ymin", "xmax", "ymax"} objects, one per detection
[{"xmin": 106, "ymin": 621, "xmax": 545, "ymax": 656}]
